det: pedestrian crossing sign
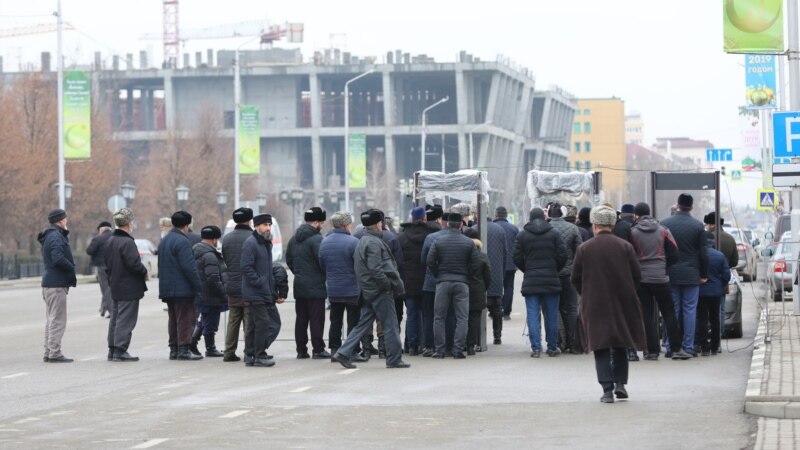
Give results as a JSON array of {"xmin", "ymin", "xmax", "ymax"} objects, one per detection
[
  {"xmin": 729, "ymin": 167, "xmax": 743, "ymax": 182},
  {"xmin": 758, "ymin": 189, "xmax": 777, "ymax": 211}
]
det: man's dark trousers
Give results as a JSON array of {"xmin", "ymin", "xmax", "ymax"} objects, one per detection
[
  {"xmin": 295, "ymin": 298, "xmax": 326, "ymax": 354},
  {"xmin": 336, "ymin": 294, "xmax": 403, "ymax": 366},
  {"xmin": 108, "ymin": 299, "xmax": 140, "ymax": 351},
  {"xmin": 594, "ymin": 347, "xmax": 628, "ymax": 392},
  {"xmin": 166, "ymin": 300, "xmax": 196, "ymax": 347},
  {"xmin": 637, "ymin": 282, "xmax": 682, "ymax": 354}
]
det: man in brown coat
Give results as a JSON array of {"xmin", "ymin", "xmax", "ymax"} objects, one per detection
[{"xmin": 572, "ymin": 205, "xmax": 646, "ymax": 404}]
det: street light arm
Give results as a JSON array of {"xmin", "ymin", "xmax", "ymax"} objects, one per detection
[
  {"xmin": 422, "ymin": 96, "xmax": 449, "ymax": 116},
  {"xmin": 344, "ymin": 68, "xmax": 377, "ymax": 214}
]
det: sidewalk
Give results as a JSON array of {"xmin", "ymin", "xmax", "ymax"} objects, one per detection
[
  {"xmin": 746, "ymin": 305, "xmax": 800, "ymax": 449},
  {"xmin": 0, "ymin": 274, "xmax": 96, "ymax": 290}
]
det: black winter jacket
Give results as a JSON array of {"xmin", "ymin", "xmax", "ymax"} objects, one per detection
[
  {"xmin": 398, "ymin": 222, "xmax": 433, "ymax": 299},
  {"xmin": 157, "ymin": 229, "xmax": 203, "ymax": 301},
  {"xmin": 355, "ymin": 230, "xmax": 405, "ymax": 302},
  {"xmin": 481, "ymin": 219, "xmax": 507, "ymax": 297},
  {"xmin": 613, "ymin": 216, "xmax": 634, "ymax": 244},
  {"xmin": 427, "ymin": 228, "xmax": 481, "ymax": 284},
  {"xmin": 104, "ymin": 229, "xmax": 148, "ymax": 301},
  {"xmin": 660, "ymin": 211, "xmax": 709, "ymax": 285},
  {"xmin": 494, "ymin": 218, "xmax": 518, "ymax": 271},
  {"xmin": 240, "ymin": 231, "xmax": 274, "ymax": 303},
  {"xmin": 272, "ymin": 264, "xmax": 289, "ymax": 299},
  {"xmin": 38, "ymin": 226, "xmax": 77, "ymax": 288},
  {"xmin": 467, "ymin": 246, "xmax": 492, "ymax": 311},
  {"xmin": 286, "ymin": 224, "xmax": 327, "ymax": 299},
  {"xmin": 86, "ymin": 229, "xmax": 113, "ymax": 267},
  {"xmin": 194, "ymin": 242, "xmax": 228, "ymax": 308},
  {"xmin": 221, "ymin": 224, "xmax": 252, "ymax": 297},
  {"xmin": 513, "ymin": 219, "xmax": 567, "ymax": 295}
]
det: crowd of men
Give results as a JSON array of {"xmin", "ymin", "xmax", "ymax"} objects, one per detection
[{"xmin": 37, "ymin": 191, "xmax": 735, "ymax": 402}]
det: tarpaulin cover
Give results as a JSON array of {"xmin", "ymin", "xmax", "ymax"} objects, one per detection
[
  {"xmin": 527, "ymin": 170, "xmax": 595, "ymax": 207},
  {"xmin": 415, "ymin": 170, "xmax": 491, "ymax": 205}
]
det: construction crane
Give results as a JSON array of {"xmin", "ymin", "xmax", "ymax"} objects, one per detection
[{"xmin": 0, "ymin": 22, "xmax": 74, "ymax": 39}]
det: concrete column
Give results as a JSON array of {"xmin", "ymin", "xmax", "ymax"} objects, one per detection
[
  {"xmin": 381, "ymin": 71, "xmax": 396, "ymax": 209},
  {"xmin": 457, "ymin": 132, "xmax": 468, "ymax": 169},
  {"xmin": 539, "ymin": 96, "xmax": 553, "ymax": 139},
  {"xmin": 514, "ymin": 84, "xmax": 533, "ymax": 135},
  {"xmin": 309, "ymin": 72, "xmax": 324, "ymax": 190},
  {"xmin": 163, "ymin": 74, "xmax": 175, "ymax": 130},
  {"xmin": 455, "ymin": 68, "xmax": 470, "ymax": 169},
  {"xmin": 382, "ymin": 70, "xmax": 394, "ymax": 126},
  {"xmin": 311, "ymin": 137, "xmax": 324, "ymax": 191},
  {"xmin": 484, "ymin": 72, "xmax": 501, "ymax": 126},
  {"xmin": 126, "ymin": 88, "xmax": 134, "ymax": 131},
  {"xmin": 309, "ymin": 72, "xmax": 322, "ymax": 127}
]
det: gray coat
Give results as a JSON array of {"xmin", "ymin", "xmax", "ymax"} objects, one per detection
[
  {"xmin": 475, "ymin": 219, "xmax": 507, "ymax": 297},
  {"xmin": 427, "ymin": 228, "xmax": 481, "ymax": 284},
  {"xmin": 660, "ymin": 211, "xmax": 709, "ymax": 285},
  {"xmin": 549, "ymin": 217, "xmax": 582, "ymax": 277},
  {"xmin": 355, "ymin": 230, "xmax": 405, "ymax": 302}
]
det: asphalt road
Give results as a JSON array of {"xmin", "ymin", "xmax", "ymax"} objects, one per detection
[{"xmin": 0, "ymin": 274, "xmax": 761, "ymax": 449}]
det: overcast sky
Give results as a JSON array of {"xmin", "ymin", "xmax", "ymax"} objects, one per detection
[{"xmin": 1, "ymin": 1, "xmax": 779, "ymax": 207}]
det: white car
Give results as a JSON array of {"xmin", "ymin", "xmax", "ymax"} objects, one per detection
[{"xmin": 134, "ymin": 239, "xmax": 158, "ymax": 278}]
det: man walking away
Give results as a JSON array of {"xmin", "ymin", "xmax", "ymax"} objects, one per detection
[
  {"xmin": 478, "ymin": 209, "xmax": 507, "ymax": 347},
  {"xmin": 572, "ymin": 205, "xmax": 646, "ymax": 403},
  {"xmin": 419, "ymin": 207, "xmax": 446, "ymax": 356},
  {"xmin": 547, "ymin": 203, "xmax": 582, "ymax": 354},
  {"xmin": 104, "ymin": 208, "xmax": 147, "ymax": 362},
  {"xmin": 286, "ymin": 207, "xmax": 330, "ymax": 360},
  {"xmin": 39, "ymin": 208, "xmax": 77, "ymax": 363},
  {"xmin": 332, "ymin": 209, "xmax": 409, "ymax": 369},
  {"xmin": 87, "ymin": 221, "xmax": 113, "ymax": 317},
  {"xmin": 158, "ymin": 211, "xmax": 203, "ymax": 361},
  {"xmin": 660, "ymin": 194, "xmax": 708, "ymax": 357},
  {"xmin": 240, "ymin": 214, "xmax": 280, "ymax": 367},
  {"xmin": 494, "ymin": 206, "xmax": 518, "ymax": 334},
  {"xmin": 398, "ymin": 207, "xmax": 433, "ymax": 355},
  {"xmin": 193, "ymin": 226, "xmax": 228, "ymax": 358},
  {"xmin": 630, "ymin": 202, "xmax": 690, "ymax": 361},
  {"xmin": 697, "ymin": 232, "xmax": 731, "ymax": 356},
  {"xmin": 427, "ymin": 212, "xmax": 481, "ymax": 359}
]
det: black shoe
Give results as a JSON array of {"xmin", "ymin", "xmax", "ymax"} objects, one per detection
[
  {"xmin": 467, "ymin": 347, "xmax": 476, "ymax": 356},
  {"xmin": 701, "ymin": 349, "xmax": 711, "ymax": 357},
  {"xmin": 711, "ymin": 348, "xmax": 719, "ymax": 355},
  {"xmin": 600, "ymin": 391, "xmax": 615, "ymax": 403},
  {"xmin": 252, "ymin": 357, "xmax": 275, "ymax": 367},
  {"xmin": 350, "ymin": 353, "xmax": 369, "ymax": 362},
  {"xmin": 643, "ymin": 353, "xmax": 659, "ymax": 361},
  {"xmin": 176, "ymin": 346, "xmax": 203, "ymax": 361},
  {"xmin": 203, "ymin": 335, "xmax": 224, "ymax": 357},
  {"xmin": 190, "ymin": 323, "xmax": 203, "ymax": 356},
  {"xmin": 312, "ymin": 350, "xmax": 332, "ymax": 359},
  {"xmin": 432, "ymin": 353, "xmax": 446, "ymax": 359},
  {"xmin": 112, "ymin": 351, "xmax": 139, "ymax": 362},
  {"xmin": 687, "ymin": 350, "xmax": 698, "ymax": 358},
  {"xmin": 107, "ymin": 348, "xmax": 114, "ymax": 361},
  {"xmin": 452, "ymin": 352, "xmax": 466, "ymax": 359},
  {"xmin": 223, "ymin": 354, "xmax": 241, "ymax": 362},
  {"xmin": 503, "ymin": 315, "xmax": 511, "ymax": 321},
  {"xmin": 331, "ymin": 353, "xmax": 356, "ymax": 369},
  {"xmin": 493, "ymin": 338, "xmax": 502, "ymax": 345},
  {"xmin": 297, "ymin": 352, "xmax": 310, "ymax": 359},
  {"xmin": 408, "ymin": 347, "xmax": 419, "ymax": 356},
  {"xmin": 422, "ymin": 348, "xmax": 434, "ymax": 357},
  {"xmin": 387, "ymin": 361, "xmax": 411, "ymax": 368},
  {"xmin": 627, "ymin": 349, "xmax": 639, "ymax": 361},
  {"xmin": 614, "ymin": 384, "xmax": 628, "ymax": 399},
  {"xmin": 358, "ymin": 350, "xmax": 371, "ymax": 361},
  {"xmin": 665, "ymin": 351, "xmax": 673, "ymax": 358},
  {"xmin": 169, "ymin": 346, "xmax": 178, "ymax": 360},
  {"xmin": 547, "ymin": 349, "xmax": 561, "ymax": 357},
  {"xmin": 531, "ymin": 351, "xmax": 541, "ymax": 358},
  {"xmin": 46, "ymin": 355, "xmax": 74, "ymax": 363},
  {"xmin": 43, "ymin": 356, "xmax": 49, "ymax": 362},
  {"xmin": 244, "ymin": 354, "xmax": 255, "ymax": 366},
  {"xmin": 264, "ymin": 353, "xmax": 274, "ymax": 360}
]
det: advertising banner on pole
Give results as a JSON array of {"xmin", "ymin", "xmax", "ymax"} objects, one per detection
[
  {"xmin": 745, "ymin": 54, "xmax": 777, "ymax": 109},
  {"xmin": 239, "ymin": 105, "xmax": 260, "ymax": 175},
  {"xmin": 63, "ymin": 71, "xmax": 91, "ymax": 159},
  {"xmin": 723, "ymin": 0, "xmax": 784, "ymax": 54},
  {"xmin": 348, "ymin": 133, "xmax": 367, "ymax": 189}
]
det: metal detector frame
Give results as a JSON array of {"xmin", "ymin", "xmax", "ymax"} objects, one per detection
[{"xmin": 650, "ymin": 171, "xmax": 721, "ymax": 250}]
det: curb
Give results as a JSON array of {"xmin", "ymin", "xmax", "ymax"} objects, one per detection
[{"xmin": 744, "ymin": 309, "xmax": 800, "ymax": 418}]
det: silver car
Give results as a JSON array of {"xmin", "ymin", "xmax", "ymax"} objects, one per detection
[
  {"xmin": 723, "ymin": 269, "xmax": 742, "ymax": 338},
  {"xmin": 135, "ymin": 238, "xmax": 158, "ymax": 278},
  {"xmin": 729, "ymin": 228, "xmax": 758, "ymax": 282},
  {"xmin": 763, "ymin": 231, "xmax": 794, "ymax": 301}
]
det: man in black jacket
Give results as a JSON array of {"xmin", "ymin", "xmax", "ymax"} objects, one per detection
[
  {"xmin": 332, "ymin": 209, "xmax": 409, "ymax": 369},
  {"xmin": 494, "ymin": 206, "xmax": 518, "ymax": 333},
  {"xmin": 86, "ymin": 221, "xmax": 113, "ymax": 317},
  {"xmin": 104, "ymin": 208, "xmax": 148, "ymax": 362},
  {"xmin": 612, "ymin": 204, "xmax": 635, "ymax": 244},
  {"xmin": 286, "ymin": 206, "xmax": 330, "ymax": 359},
  {"xmin": 398, "ymin": 207, "xmax": 432, "ymax": 355},
  {"xmin": 427, "ymin": 212, "xmax": 481, "ymax": 359},
  {"xmin": 39, "ymin": 208, "xmax": 77, "ymax": 363},
  {"xmin": 193, "ymin": 226, "xmax": 228, "ymax": 358},
  {"xmin": 221, "ymin": 207, "xmax": 253, "ymax": 362}
]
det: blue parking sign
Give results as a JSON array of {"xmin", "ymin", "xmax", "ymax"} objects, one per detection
[{"xmin": 773, "ymin": 112, "xmax": 800, "ymax": 158}]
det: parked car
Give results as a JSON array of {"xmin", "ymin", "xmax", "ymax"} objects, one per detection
[
  {"xmin": 728, "ymin": 228, "xmax": 758, "ymax": 282},
  {"xmin": 763, "ymin": 231, "xmax": 794, "ymax": 301},
  {"xmin": 134, "ymin": 238, "xmax": 158, "ymax": 278},
  {"xmin": 765, "ymin": 213, "xmax": 791, "ymax": 256},
  {"xmin": 223, "ymin": 219, "xmax": 284, "ymax": 262},
  {"xmin": 724, "ymin": 268, "xmax": 743, "ymax": 339},
  {"xmin": 743, "ymin": 229, "xmax": 764, "ymax": 257}
]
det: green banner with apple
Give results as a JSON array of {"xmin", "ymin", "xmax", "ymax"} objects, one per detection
[
  {"xmin": 723, "ymin": 0, "xmax": 784, "ymax": 53},
  {"xmin": 348, "ymin": 133, "xmax": 366, "ymax": 189},
  {"xmin": 63, "ymin": 71, "xmax": 91, "ymax": 159},
  {"xmin": 239, "ymin": 105, "xmax": 260, "ymax": 175}
]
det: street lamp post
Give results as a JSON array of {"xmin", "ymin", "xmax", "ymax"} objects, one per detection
[
  {"xmin": 120, "ymin": 183, "xmax": 136, "ymax": 208},
  {"xmin": 216, "ymin": 191, "xmax": 228, "ymax": 224},
  {"xmin": 344, "ymin": 69, "xmax": 376, "ymax": 214},
  {"xmin": 468, "ymin": 121, "xmax": 492, "ymax": 169},
  {"xmin": 256, "ymin": 193, "xmax": 267, "ymax": 214},
  {"xmin": 420, "ymin": 96, "xmax": 449, "ymax": 172},
  {"xmin": 234, "ymin": 36, "xmax": 262, "ymax": 210},
  {"xmin": 56, "ymin": 0, "xmax": 65, "ymax": 210},
  {"xmin": 176, "ymin": 185, "xmax": 189, "ymax": 210}
]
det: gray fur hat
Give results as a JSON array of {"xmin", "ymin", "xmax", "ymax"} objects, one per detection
[
  {"xmin": 113, "ymin": 208, "xmax": 134, "ymax": 227},
  {"xmin": 590, "ymin": 205, "xmax": 617, "ymax": 226}
]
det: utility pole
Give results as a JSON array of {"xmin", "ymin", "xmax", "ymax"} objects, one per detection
[
  {"xmin": 789, "ymin": 0, "xmax": 800, "ymax": 315},
  {"xmin": 56, "ymin": 0, "xmax": 65, "ymax": 210}
]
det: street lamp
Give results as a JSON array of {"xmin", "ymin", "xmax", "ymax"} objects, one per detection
[
  {"xmin": 176, "ymin": 185, "xmax": 189, "ymax": 210},
  {"xmin": 234, "ymin": 36, "xmax": 263, "ymax": 210},
  {"xmin": 216, "ymin": 191, "xmax": 228, "ymax": 223},
  {"xmin": 421, "ymin": 96, "xmax": 449, "ymax": 172},
  {"xmin": 120, "ymin": 183, "xmax": 136, "ymax": 207},
  {"xmin": 344, "ymin": 69, "xmax": 376, "ymax": 213},
  {"xmin": 256, "ymin": 193, "xmax": 267, "ymax": 214},
  {"xmin": 468, "ymin": 121, "xmax": 492, "ymax": 169}
]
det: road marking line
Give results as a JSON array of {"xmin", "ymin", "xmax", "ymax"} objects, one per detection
[
  {"xmin": 156, "ymin": 391, "xmax": 170, "ymax": 396},
  {"xmin": 1, "ymin": 373, "xmax": 28, "ymax": 379},
  {"xmin": 49, "ymin": 410, "xmax": 76, "ymax": 416},
  {"xmin": 13, "ymin": 418, "xmax": 39, "ymax": 424},
  {"xmin": 290, "ymin": 386, "xmax": 312, "ymax": 393},
  {"xmin": 0, "ymin": 429, "xmax": 22, "ymax": 432},
  {"xmin": 337, "ymin": 368, "xmax": 358, "ymax": 375},
  {"xmin": 219, "ymin": 410, "xmax": 250, "ymax": 419},
  {"xmin": 80, "ymin": 357, "xmax": 97, "ymax": 361},
  {"xmin": 132, "ymin": 438, "xmax": 170, "ymax": 448}
]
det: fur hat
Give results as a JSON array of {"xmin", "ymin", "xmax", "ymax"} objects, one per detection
[
  {"xmin": 426, "ymin": 205, "xmax": 443, "ymax": 221},
  {"xmin": 677, "ymin": 193, "xmax": 693, "ymax": 208},
  {"xmin": 113, "ymin": 208, "xmax": 134, "ymax": 227},
  {"xmin": 578, "ymin": 207, "xmax": 591, "ymax": 224},
  {"xmin": 171, "ymin": 211, "xmax": 192, "ymax": 228},
  {"xmin": 565, "ymin": 205, "xmax": 578, "ymax": 218},
  {"xmin": 97, "ymin": 221, "xmax": 112, "ymax": 230},
  {"xmin": 232, "ymin": 207, "xmax": 253, "ymax": 224},
  {"xmin": 450, "ymin": 203, "xmax": 472, "ymax": 218},
  {"xmin": 48, "ymin": 208, "xmax": 67, "ymax": 224},
  {"xmin": 411, "ymin": 207, "xmax": 426, "ymax": 222},
  {"xmin": 253, "ymin": 214, "xmax": 272, "ymax": 226},
  {"xmin": 590, "ymin": 205, "xmax": 617, "ymax": 226},
  {"xmin": 304, "ymin": 206, "xmax": 326, "ymax": 223},
  {"xmin": 633, "ymin": 202, "xmax": 651, "ymax": 217},
  {"xmin": 330, "ymin": 211, "xmax": 353, "ymax": 228},
  {"xmin": 360, "ymin": 209, "xmax": 384, "ymax": 227},
  {"xmin": 620, "ymin": 204, "xmax": 635, "ymax": 214},
  {"xmin": 495, "ymin": 206, "xmax": 509, "ymax": 218},
  {"xmin": 548, "ymin": 202, "xmax": 564, "ymax": 218},
  {"xmin": 703, "ymin": 211, "xmax": 724, "ymax": 225},
  {"xmin": 201, "ymin": 225, "xmax": 222, "ymax": 239}
]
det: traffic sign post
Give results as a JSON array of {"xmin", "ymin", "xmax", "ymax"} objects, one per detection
[{"xmin": 757, "ymin": 189, "xmax": 777, "ymax": 211}]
